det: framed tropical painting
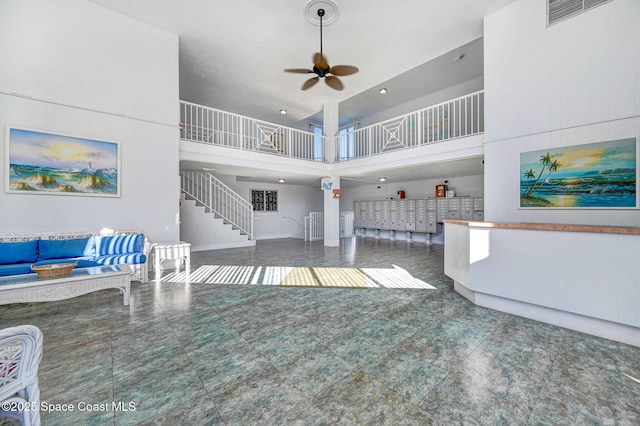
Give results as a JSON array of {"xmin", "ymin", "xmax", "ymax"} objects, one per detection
[
  {"xmin": 519, "ymin": 138, "xmax": 638, "ymax": 209},
  {"xmin": 5, "ymin": 127, "xmax": 121, "ymax": 197}
]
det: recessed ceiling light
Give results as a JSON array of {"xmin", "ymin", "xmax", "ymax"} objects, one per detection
[
  {"xmin": 378, "ymin": 177, "xmax": 387, "ymax": 182},
  {"xmin": 280, "ymin": 109, "xmax": 287, "ymax": 115},
  {"xmin": 278, "ymin": 178, "xmax": 286, "ymax": 183},
  {"xmin": 379, "ymin": 88, "xmax": 387, "ymax": 94}
]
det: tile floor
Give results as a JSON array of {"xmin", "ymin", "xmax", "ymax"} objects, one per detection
[{"xmin": 1, "ymin": 237, "xmax": 639, "ymax": 425}]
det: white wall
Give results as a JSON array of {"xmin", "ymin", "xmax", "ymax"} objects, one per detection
[
  {"xmin": 484, "ymin": 0, "xmax": 640, "ymax": 226},
  {"xmin": 217, "ymin": 176, "xmax": 324, "ymax": 240},
  {"xmin": 0, "ymin": 0, "xmax": 180, "ymax": 241},
  {"xmin": 340, "ymin": 174, "xmax": 484, "ymax": 208}
]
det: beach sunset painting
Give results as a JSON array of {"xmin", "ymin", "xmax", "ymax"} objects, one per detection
[
  {"xmin": 6, "ymin": 127, "xmax": 120, "ymax": 197},
  {"xmin": 519, "ymin": 138, "xmax": 637, "ymax": 208}
]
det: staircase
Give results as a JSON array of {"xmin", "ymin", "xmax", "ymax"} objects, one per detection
[{"xmin": 180, "ymin": 171, "xmax": 255, "ymax": 250}]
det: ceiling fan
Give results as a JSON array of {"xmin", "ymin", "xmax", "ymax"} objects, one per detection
[{"xmin": 284, "ymin": 8, "xmax": 359, "ymax": 91}]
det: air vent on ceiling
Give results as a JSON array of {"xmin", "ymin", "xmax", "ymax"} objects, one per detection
[{"xmin": 547, "ymin": 0, "xmax": 613, "ymax": 26}]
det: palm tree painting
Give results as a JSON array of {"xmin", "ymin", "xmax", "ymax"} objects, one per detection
[{"xmin": 519, "ymin": 138, "xmax": 637, "ymax": 208}]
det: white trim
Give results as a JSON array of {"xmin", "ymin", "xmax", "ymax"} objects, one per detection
[
  {"xmin": 189, "ymin": 240, "xmax": 256, "ymax": 252},
  {"xmin": 473, "ymin": 289, "xmax": 640, "ymax": 348}
]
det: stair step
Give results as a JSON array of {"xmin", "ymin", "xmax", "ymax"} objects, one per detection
[{"xmin": 181, "ymin": 173, "xmax": 253, "ymax": 240}]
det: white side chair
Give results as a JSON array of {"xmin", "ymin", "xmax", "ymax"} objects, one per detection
[{"xmin": 0, "ymin": 325, "xmax": 44, "ymax": 426}]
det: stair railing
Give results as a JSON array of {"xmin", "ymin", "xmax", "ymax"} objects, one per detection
[{"xmin": 181, "ymin": 171, "xmax": 253, "ymax": 240}]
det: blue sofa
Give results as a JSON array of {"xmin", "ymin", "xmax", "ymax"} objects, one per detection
[{"xmin": 0, "ymin": 233, "xmax": 149, "ymax": 282}]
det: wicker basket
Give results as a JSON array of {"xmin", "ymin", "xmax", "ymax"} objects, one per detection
[{"xmin": 30, "ymin": 262, "xmax": 77, "ymax": 278}]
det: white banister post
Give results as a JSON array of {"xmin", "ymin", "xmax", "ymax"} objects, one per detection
[
  {"xmin": 239, "ymin": 115, "xmax": 244, "ymax": 150},
  {"xmin": 210, "ymin": 177, "xmax": 214, "ymax": 214}
]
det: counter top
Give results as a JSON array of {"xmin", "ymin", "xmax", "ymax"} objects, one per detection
[{"xmin": 443, "ymin": 220, "xmax": 640, "ymax": 235}]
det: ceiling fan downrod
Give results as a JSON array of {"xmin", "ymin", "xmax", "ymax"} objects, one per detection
[
  {"xmin": 283, "ymin": 5, "xmax": 358, "ymax": 91},
  {"xmin": 318, "ymin": 9, "xmax": 324, "ymax": 59},
  {"xmin": 313, "ymin": 9, "xmax": 330, "ymax": 77}
]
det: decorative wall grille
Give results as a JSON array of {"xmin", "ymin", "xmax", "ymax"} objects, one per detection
[
  {"xmin": 548, "ymin": 0, "xmax": 613, "ymax": 26},
  {"xmin": 251, "ymin": 190, "xmax": 278, "ymax": 212}
]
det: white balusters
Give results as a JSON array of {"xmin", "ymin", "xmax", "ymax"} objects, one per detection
[
  {"xmin": 180, "ymin": 90, "xmax": 484, "ymax": 164},
  {"xmin": 337, "ymin": 91, "xmax": 484, "ymax": 161},
  {"xmin": 181, "ymin": 171, "xmax": 253, "ymax": 240}
]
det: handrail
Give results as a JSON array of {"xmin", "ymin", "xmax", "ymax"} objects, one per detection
[
  {"xmin": 179, "ymin": 90, "xmax": 484, "ymax": 164},
  {"xmin": 180, "ymin": 101, "xmax": 328, "ymax": 163},
  {"xmin": 181, "ymin": 171, "xmax": 253, "ymax": 239},
  {"xmin": 283, "ymin": 216, "xmax": 304, "ymax": 228},
  {"xmin": 336, "ymin": 91, "xmax": 484, "ymax": 161}
]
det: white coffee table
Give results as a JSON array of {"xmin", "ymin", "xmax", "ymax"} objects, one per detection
[{"xmin": 0, "ymin": 265, "xmax": 132, "ymax": 306}]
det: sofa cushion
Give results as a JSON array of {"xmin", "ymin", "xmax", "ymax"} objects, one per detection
[
  {"xmin": 96, "ymin": 234, "xmax": 144, "ymax": 256},
  {"xmin": 94, "ymin": 253, "xmax": 147, "ymax": 266},
  {"xmin": 38, "ymin": 237, "xmax": 95, "ymax": 260},
  {"xmin": 0, "ymin": 263, "xmax": 33, "ymax": 277},
  {"xmin": 0, "ymin": 240, "xmax": 38, "ymax": 265},
  {"xmin": 32, "ymin": 257, "xmax": 98, "ymax": 269}
]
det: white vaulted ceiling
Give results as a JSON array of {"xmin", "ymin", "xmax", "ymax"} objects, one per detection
[
  {"xmin": 87, "ymin": 0, "xmax": 516, "ymax": 185},
  {"xmin": 88, "ymin": 0, "xmax": 516, "ymax": 125}
]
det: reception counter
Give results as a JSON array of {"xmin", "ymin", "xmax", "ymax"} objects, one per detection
[{"xmin": 443, "ymin": 220, "xmax": 640, "ymax": 347}]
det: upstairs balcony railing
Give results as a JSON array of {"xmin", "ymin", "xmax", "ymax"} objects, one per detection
[
  {"xmin": 336, "ymin": 91, "xmax": 484, "ymax": 162},
  {"xmin": 180, "ymin": 101, "xmax": 326, "ymax": 162},
  {"xmin": 179, "ymin": 90, "xmax": 484, "ymax": 163}
]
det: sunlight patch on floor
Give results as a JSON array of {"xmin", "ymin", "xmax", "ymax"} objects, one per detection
[
  {"xmin": 362, "ymin": 265, "xmax": 436, "ymax": 289},
  {"xmin": 160, "ymin": 264, "xmax": 436, "ymax": 289}
]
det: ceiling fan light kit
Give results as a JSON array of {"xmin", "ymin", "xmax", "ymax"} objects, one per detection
[{"xmin": 285, "ymin": 3, "xmax": 359, "ymax": 91}]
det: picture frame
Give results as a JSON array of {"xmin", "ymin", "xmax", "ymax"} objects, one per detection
[
  {"xmin": 519, "ymin": 137, "xmax": 638, "ymax": 209},
  {"xmin": 5, "ymin": 126, "xmax": 121, "ymax": 197}
]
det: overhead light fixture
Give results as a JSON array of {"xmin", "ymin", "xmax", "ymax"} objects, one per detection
[
  {"xmin": 378, "ymin": 177, "xmax": 387, "ymax": 182},
  {"xmin": 379, "ymin": 88, "xmax": 388, "ymax": 95},
  {"xmin": 278, "ymin": 178, "xmax": 286, "ymax": 183},
  {"xmin": 280, "ymin": 109, "xmax": 287, "ymax": 115}
]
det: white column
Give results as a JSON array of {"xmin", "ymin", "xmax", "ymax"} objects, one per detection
[
  {"xmin": 323, "ymin": 100, "xmax": 338, "ymax": 163},
  {"xmin": 323, "ymin": 100, "xmax": 340, "ymax": 247},
  {"xmin": 323, "ymin": 176, "xmax": 341, "ymax": 246}
]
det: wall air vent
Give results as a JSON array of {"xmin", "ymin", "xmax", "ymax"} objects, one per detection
[{"xmin": 547, "ymin": 0, "xmax": 613, "ymax": 26}]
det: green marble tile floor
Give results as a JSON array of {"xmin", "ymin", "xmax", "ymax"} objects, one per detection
[{"xmin": 0, "ymin": 237, "xmax": 639, "ymax": 425}]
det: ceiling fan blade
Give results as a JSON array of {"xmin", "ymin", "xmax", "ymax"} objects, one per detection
[
  {"xmin": 313, "ymin": 52, "xmax": 329, "ymax": 68},
  {"xmin": 284, "ymin": 68, "xmax": 314, "ymax": 74},
  {"xmin": 329, "ymin": 65, "xmax": 359, "ymax": 76},
  {"xmin": 302, "ymin": 76, "xmax": 320, "ymax": 90},
  {"xmin": 325, "ymin": 75, "xmax": 344, "ymax": 91}
]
